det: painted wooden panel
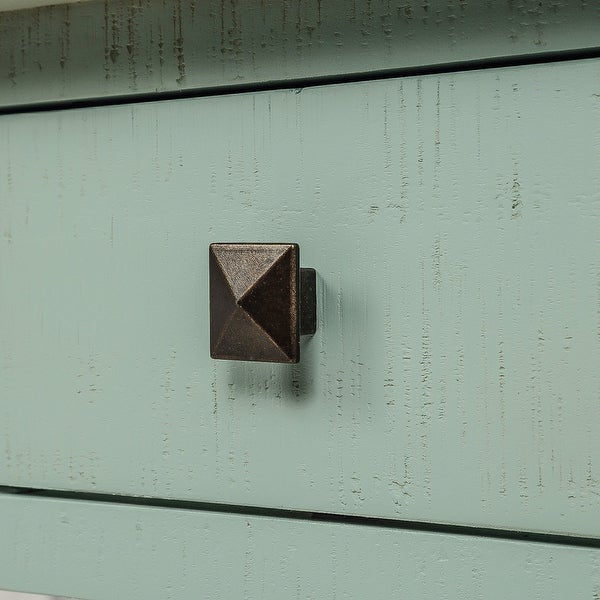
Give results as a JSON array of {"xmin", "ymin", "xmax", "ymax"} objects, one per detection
[
  {"xmin": 2, "ymin": 0, "xmax": 600, "ymax": 108},
  {"xmin": 1, "ymin": 58, "xmax": 600, "ymax": 536},
  {"xmin": 0, "ymin": 0, "xmax": 85, "ymax": 13},
  {"xmin": 0, "ymin": 493, "xmax": 599, "ymax": 600},
  {"xmin": 0, "ymin": 593, "xmax": 62, "ymax": 600}
]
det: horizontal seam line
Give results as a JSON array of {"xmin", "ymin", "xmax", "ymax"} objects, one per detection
[
  {"xmin": 1, "ymin": 46, "xmax": 600, "ymax": 115},
  {"xmin": 2, "ymin": 486, "xmax": 599, "ymax": 549}
]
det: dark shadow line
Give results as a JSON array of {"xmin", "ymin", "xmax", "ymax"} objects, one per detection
[
  {"xmin": 2, "ymin": 486, "xmax": 599, "ymax": 549},
  {"xmin": 2, "ymin": 46, "xmax": 600, "ymax": 116}
]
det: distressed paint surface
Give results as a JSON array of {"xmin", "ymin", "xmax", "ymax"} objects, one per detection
[
  {"xmin": 1, "ymin": 494, "xmax": 600, "ymax": 600},
  {"xmin": 1, "ymin": 58, "xmax": 600, "ymax": 536},
  {"xmin": 1, "ymin": 0, "xmax": 600, "ymax": 108}
]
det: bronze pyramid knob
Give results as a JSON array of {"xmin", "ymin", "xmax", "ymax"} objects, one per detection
[{"xmin": 209, "ymin": 243, "xmax": 316, "ymax": 363}]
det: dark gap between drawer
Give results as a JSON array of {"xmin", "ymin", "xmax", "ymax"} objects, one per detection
[
  {"xmin": 1, "ymin": 46, "xmax": 600, "ymax": 116},
  {"xmin": 2, "ymin": 486, "xmax": 599, "ymax": 550}
]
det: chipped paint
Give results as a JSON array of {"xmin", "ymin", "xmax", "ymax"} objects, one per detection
[{"xmin": 172, "ymin": 0, "xmax": 185, "ymax": 84}]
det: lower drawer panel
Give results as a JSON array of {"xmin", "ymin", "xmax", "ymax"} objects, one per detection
[{"xmin": 1, "ymin": 493, "xmax": 599, "ymax": 600}]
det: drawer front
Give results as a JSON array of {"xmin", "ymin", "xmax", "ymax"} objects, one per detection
[
  {"xmin": 1, "ymin": 58, "xmax": 600, "ymax": 536},
  {"xmin": 1, "ymin": 493, "xmax": 600, "ymax": 600}
]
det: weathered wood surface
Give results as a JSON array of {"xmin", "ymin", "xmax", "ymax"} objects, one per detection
[
  {"xmin": 1, "ymin": 493, "xmax": 599, "ymax": 600},
  {"xmin": 1, "ymin": 0, "xmax": 600, "ymax": 108},
  {"xmin": 1, "ymin": 58, "xmax": 600, "ymax": 536}
]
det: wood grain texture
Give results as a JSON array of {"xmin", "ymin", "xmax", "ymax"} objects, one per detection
[
  {"xmin": 1, "ymin": 493, "xmax": 600, "ymax": 600},
  {"xmin": 1, "ymin": 58, "xmax": 600, "ymax": 536},
  {"xmin": 2, "ymin": 0, "xmax": 600, "ymax": 108}
]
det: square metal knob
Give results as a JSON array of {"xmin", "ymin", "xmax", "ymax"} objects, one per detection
[{"xmin": 209, "ymin": 243, "xmax": 316, "ymax": 363}]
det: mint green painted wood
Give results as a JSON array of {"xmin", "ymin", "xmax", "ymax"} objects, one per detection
[
  {"xmin": 1, "ymin": 58, "xmax": 600, "ymax": 536},
  {"xmin": 0, "ymin": 594, "xmax": 60, "ymax": 599},
  {"xmin": 2, "ymin": 0, "xmax": 600, "ymax": 108},
  {"xmin": 0, "ymin": 493, "xmax": 599, "ymax": 600}
]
